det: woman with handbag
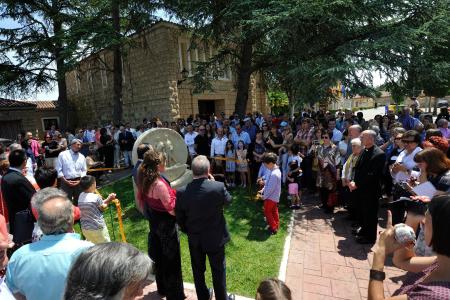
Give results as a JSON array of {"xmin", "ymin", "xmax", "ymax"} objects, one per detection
[
  {"xmin": 390, "ymin": 130, "xmax": 422, "ymax": 225},
  {"xmin": 316, "ymin": 131, "xmax": 341, "ymax": 214}
]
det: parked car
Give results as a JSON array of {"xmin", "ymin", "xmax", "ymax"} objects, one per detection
[{"xmin": 437, "ymin": 98, "xmax": 448, "ymax": 108}]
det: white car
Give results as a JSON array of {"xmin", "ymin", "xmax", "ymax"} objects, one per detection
[{"xmin": 437, "ymin": 99, "xmax": 448, "ymax": 108}]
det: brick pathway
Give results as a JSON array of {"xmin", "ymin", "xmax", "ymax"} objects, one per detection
[{"xmin": 284, "ymin": 194, "xmax": 408, "ymax": 300}]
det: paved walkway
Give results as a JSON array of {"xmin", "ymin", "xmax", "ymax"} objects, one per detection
[
  {"xmin": 136, "ymin": 192, "xmax": 408, "ymax": 300},
  {"xmin": 284, "ymin": 194, "xmax": 408, "ymax": 300}
]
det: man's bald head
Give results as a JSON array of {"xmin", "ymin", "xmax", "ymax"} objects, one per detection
[{"xmin": 32, "ymin": 188, "xmax": 73, "ymax": 235}]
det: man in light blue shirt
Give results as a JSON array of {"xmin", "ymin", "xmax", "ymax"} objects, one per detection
[
  {"xmin": 231, "ymin": 124, "xmax": 251, "ymax": 147},
  {"xmin": 6, "ymin": 188, "xmax": 93, "ymax": 300}
]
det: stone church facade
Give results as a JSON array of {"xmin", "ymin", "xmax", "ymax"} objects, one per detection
[{"xmin": 65, "ymin": 21, "xmax": 268, "ymax": 127}]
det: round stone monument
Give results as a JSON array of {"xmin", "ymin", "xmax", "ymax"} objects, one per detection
[{"xmin": 132, "ymin": 128, "xmax": 193, "ymax": 189}]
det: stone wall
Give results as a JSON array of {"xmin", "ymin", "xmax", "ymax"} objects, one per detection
[
  {"xmin": 66, "ymin": 21, "xmax": 268, "ymax": 127},
  {"xmin": 0, "ymin": 108, "xmax": 61, "ymax": 139}
]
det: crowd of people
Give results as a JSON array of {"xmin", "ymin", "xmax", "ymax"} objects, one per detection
[{"xmin": 0, "ymin": 104, "xmax": 450, "ymax": 299}]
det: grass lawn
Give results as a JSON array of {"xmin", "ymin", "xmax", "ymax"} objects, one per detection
[{"xmin": 95, "ymin": 176, "xmax": 291, "ymax": 297}]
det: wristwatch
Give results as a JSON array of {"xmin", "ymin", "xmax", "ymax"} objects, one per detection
[{"xmin": 370, "ymin": 269, "xmax": 386, "ymax": 281}]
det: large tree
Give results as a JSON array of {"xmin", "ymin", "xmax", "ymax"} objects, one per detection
[
  {"xmin": 164, "ymin": 0, "xmax": 448, "ymax": 115},
  {"xmin": 0, "ymin": 0, "xmax": 83, "ymax": 129},
  {"xmin": 77, "ymin": 0, "xmax": 156, "ymax": 123}
]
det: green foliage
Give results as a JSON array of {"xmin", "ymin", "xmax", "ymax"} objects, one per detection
[
  {"xmin": 98, "ymin": 177, "xmax": 291, "ymax": 297},
  {"xmin": 267, "ymin": 90, "xmax": 288, "ymax": 114}
]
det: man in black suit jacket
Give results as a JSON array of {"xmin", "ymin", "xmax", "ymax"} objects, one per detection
[
  {"xmin": 176, "ymin": 155, "xmax": 234, "ymax": 300},
  {"xmin": 1, "ymin": 149, "xmax": 36, "ymax": 242},
  {"xmin": 350, "ymin": 130, "xmax": 386, "ymax": 244}
]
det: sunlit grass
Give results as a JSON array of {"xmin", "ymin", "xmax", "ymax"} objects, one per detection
[{"xmin": 95, "ymin": 177, "xmax": 290, "ymax": 297}]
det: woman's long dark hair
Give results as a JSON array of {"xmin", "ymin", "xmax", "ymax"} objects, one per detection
[{"xmin": 136, "ymin": 150, "xmax": 162, "ymax": 197}]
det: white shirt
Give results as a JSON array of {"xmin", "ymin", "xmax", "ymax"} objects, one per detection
[
  {"xmin": 56, "ymin": 149, "xmax": 87, "ymax": 179},
  {"xmin": 184, "ymin": 132, "xmax": 198, "ymax": 155},
  {"xmin": 393, "ymin": 147, "xmax": 422, "ymax": 183},
  {"xmin": 210, "ymin": 136, "xmax": 228, "ymax": 157}
]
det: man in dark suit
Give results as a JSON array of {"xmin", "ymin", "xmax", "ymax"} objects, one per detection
[
  {"xmin": 176, "ymin": 155, "xmax": 234, "ymax": 300},
  {"xmin": 1, "ymin": 149, "xmax": 36, "ymax": 243},
  {"xmin": 350, "ymin": 130, "xmax": 386, "ymax": 244},
  {"xmin": 118, "ymin": 126, "xmax": 135, "ymax": 168}
]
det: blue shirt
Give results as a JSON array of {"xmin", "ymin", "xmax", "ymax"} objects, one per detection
[
  {"xmin": 242, "ymin": 125, "xmax": 257, "ymax": 141},
  {"xmin": 231, "ymin": 131, "xmax": 251, "ymax": 146},
  {"xmin": 6, "ymin": 233, "xmax": 93, "ymax": 300}
]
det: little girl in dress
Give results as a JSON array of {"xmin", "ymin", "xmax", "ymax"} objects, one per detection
[
  {"xmin": 236, "ymin": 140, "xmax": 249, "ymax": 188},
  {"xmin": 225, "ymin": 140, "xmax": 236, "ymax": 187}
]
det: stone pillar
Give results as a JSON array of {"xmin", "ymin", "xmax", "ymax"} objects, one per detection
[{"xmin": 168, "ymin": 80, "xmax": 180, "ymax": 120}]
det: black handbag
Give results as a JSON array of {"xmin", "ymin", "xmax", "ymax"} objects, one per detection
[{"xmin": 13, "ymin": 209, "xmax": 34, "ymax": 244}]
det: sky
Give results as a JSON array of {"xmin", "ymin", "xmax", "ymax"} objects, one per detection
[{"xmin": 0, "ymin": 10, "xmax": 386, "ymax": 101}]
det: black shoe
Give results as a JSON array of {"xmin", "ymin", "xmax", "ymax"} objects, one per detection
[
  {"xmin": 208, "ymin": 288, "xmax": 213, "ymax": 300},
  {"xmin": 356, "ymin": 236, "xmax": 375, "ymax": 244},
  {"xmin": 351, "ymin": 222, "xmax": 359, "ymax": 228},
  {"xmin": 352, "ymin": 227, "xmax": 361, "ymax": 235},
  {"xmin": 268, "ymin": 229, "xmax": 277, "ymax": 235},
  {"xmin": 228, "ymin": 293, "xmax": 236, "ymax": 300}
]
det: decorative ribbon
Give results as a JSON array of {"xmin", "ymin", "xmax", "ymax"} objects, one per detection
[
  {"xmin": 87, "ymin": 167, "xmax": 125, "ymax": 172},
  {"xmin": 112, "ymin": 198, "xmax": 127, "ymax": 242},
  {"xmin": 95, "ymin": 190, "xmax": 126, "ymax": 242}
]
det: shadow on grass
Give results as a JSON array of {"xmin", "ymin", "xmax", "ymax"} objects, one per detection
[{"xmin": 100, "ymin": 176, "xmax": 292, "ymax": 297}]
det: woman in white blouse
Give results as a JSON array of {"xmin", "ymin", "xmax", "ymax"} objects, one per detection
[{"xmin": 390, "ymin": 130, "xmax": 422, "ymax": 225}]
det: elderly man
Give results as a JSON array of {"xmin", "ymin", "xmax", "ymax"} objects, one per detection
[
  {"xmin": 6, "ymin": 188, "xmax": 93, "ymax": 300},
  {"xmin": 56, "ymin": 139, "xmax": 87, "ymax": 205},
  {"xmin": 176, "ymin": 156, "xmax": 234, "ymax": 300},
  {"xmin": 1, "ymin": 149, "xmax": 36, "ymax": 243},
  {"xmin": 344, "ymin": 124, "xmax": 362, "ymax": 160},
  {"xmin": 350, "ymin": 130, "xmax": 386, "ymax": 244}
]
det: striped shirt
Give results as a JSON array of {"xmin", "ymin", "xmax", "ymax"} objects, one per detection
[{"xmin": 78, "ymin": 192, "xmax": 106, "ymax": 230}]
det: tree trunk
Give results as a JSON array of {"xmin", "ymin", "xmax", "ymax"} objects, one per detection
[
  {"xmin": 234, "ymin": 40, "xmax": 253, "ymax": 117},
  {"xmin": 53, "ymin": 17, "xmax": 68, "ymax": 130},
  {"xmin": 112, "ymin": 0, "xmax": 123, "ymax": 123},
  {"xmin": 433, "ymin": 96, "xmax": 438, "ymax": 116}
]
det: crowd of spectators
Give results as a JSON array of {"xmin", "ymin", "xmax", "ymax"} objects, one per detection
[{"xmin": 0, "ymin": 103, "xmax": 450, "ymax": 299}]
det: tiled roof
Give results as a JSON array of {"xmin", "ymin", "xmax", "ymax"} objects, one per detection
[
  {"xmin": 26, "ymin": 100, "xmax": 58, "ymax": 110},
  {"xmin": 0, "ymin": 98, "xmax": 58, "ymax": 110},
  {"xmin": 0, "ymin": 98, "xmax": 36, "ymax": 108}
]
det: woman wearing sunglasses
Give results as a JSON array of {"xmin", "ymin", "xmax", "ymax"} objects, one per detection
[
  {"xmin": 390, "ymin": 130, "xmax": 422, "ymax": 225},
  {"xmin": 315, "ymin": 131, "xmax": 341, "ymax": 214}
]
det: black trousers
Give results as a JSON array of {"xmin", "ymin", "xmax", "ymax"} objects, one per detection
[
  {"xmin": 319, "ymin": 188, "xmax": 330, "ymax": 207},
  {"xmin": 359, "ymin": 192, "xmax": 379, "ymax": 242},
  {"xmin": 188, "ymin": 241, "xmax": 227, "ymax": 300},
  {"xmin": 148, "ymin": 211, "xmax": 184, "ymax": 300}
]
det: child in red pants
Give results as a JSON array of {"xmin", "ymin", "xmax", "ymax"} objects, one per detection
[{"xmin": 259, "ymin": 152, "xmax": 282, "ymax": 235}]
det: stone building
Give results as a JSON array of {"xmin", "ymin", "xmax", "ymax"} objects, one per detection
[
  {"xmin": 0, "ymin": 99, "xmax": 59, "ymax": 140},
  {"xmin": 65, "ymin": 21, "xmax": 268, "ymax": 127}
]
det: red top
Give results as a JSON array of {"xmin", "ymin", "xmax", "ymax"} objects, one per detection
[{"xmin": 139, "ymin": 177, "xmax": 176, "ymax": 215}]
